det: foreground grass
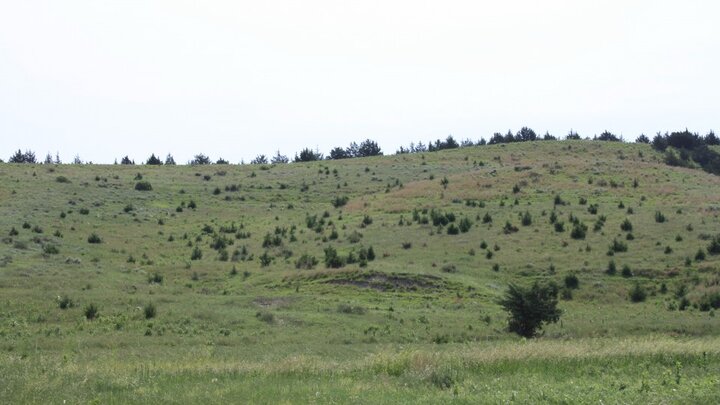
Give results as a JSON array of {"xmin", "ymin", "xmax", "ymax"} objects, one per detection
[{"xmin": 2, "ymin": 336, "xmax": 718, "ymax": 403}]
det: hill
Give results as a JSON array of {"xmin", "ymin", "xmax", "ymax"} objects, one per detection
[{"xmin": 1, "ymin": 140, "xmax": 720, "ymax": 402}]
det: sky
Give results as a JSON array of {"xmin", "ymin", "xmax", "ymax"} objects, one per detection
[{"xmin": 1, "ymin": 0, "xmax": 718, "ymax": 164}]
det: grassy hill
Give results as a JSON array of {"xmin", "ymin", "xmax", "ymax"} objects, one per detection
[{"xmin": 2, "ymin": 140, "xmax": 720, "ymax": 403}]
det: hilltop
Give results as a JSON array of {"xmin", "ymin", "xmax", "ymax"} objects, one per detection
[{"xmin": 1, "ymin": 140, "xmax": 720, "ymax": 403}]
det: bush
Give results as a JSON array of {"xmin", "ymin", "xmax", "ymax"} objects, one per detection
[
  {"xmin": 620, "ymin": 218, "xmax": 633, "ymax": 232},
  {"xmin": 570, "ymin": 223, "xmax": 587, "ymax": 239},
  {"xmin": 708, "ymin": 236, "xmax": 720, "ymax": 255},
  {"xmin": 655, "ymin": 211, "xmax": 666, "ymax": 223},
  {"xmin": 191, "ymin": 246, "xmax": 203, "ymax": 260},
  {"xmin": 695, "ymin": 248, "xmax": 706, "ymax": 261},
  {"xmin": 55, "ymin": 176, "xmax": 70, "ymax": 183},
  {"xmin": 58, "ymin": 295, "xmax": 73, "ymax": 309},
  {"xmin": 332, "ymin": 196, "xmax": 349, "ymax": 208},
  {"xmin": 295, "ymin": 254, "xmax": 319, "ymax": 270},
  {"xmin": 256, "ymin": 311, "xmax": 275, "ymax": 324},
  {"xmin": 144, "ymin": 303, "xmax": 157, "ymax": 319},
  {"xmin": 564, "ymin": 274, "xmax": 579, "ymax": 289},
  {"xmin": 606, "ymin": 260, "xmax": 617, "ymax": 275},
  {"xmin": 87, "ymin": 233, "xmax": 102, "ymax": 244},
  {"xmin": 459, "ymin": 217, "xmax": 472, "ymax": 233},
  {"xmin": 503, "ymin": 221, "xmax": 518, "ymax": 234},
  {"xmin": 446, "ymin": 224, "xmax": 460, "ymax": 235},
  {"xmin": 43, "ymin": 244, "xmax": 59, "ymax": 254},
  {"xmin": 148, "ymin": 273, "xmax": 163, "ymax": 284},
  {"xmin": 621, "ymin": 265, "xmax": 633, "ymax": 278},
  {"xmin": 609, "ymin": 238, "xmax": 628, "ymax": 254},
  {"xmin": 521, "ymin": 211, "xmax": 532, "ymax": 226},
  {"xmin": 135, "ymin": 181, "xmax": 153, "ymax": 191},
  {"xmin": 441, "ymin": 263, "xmax": 457, "ymax": 273},
  {"xmin": 629, "ymin": 283, "xmax": 647, "ymax": 302},
  {"xmin": 84, "ymin": 303, "xmax": 99, "ymax": 320},
  {"xmin": 337, "ymin": 304, "xmax": 366, "ymax": 315},
  {"xmin": 498, "ymin": 282, "xmax": 561, "ymax": 338}
]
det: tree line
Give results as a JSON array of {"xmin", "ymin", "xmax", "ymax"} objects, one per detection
[{"xmin": 5, "ymin": 129, "xmax": 718, "ymax": 168}]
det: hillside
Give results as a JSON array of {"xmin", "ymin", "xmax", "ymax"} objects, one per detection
[{"xmin": 2, "ymin": 140, "xmax": 720, "ymax": 403}]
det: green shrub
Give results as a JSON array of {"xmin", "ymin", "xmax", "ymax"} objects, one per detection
[
  {"xmin": 655, "ymin": 211, "xmax": 666, "ymax": 223},
  {"xmin": 564, "ymin": 274, "xmax": 579, "ymax": 289},
  {"xmin": 148, "ymin": 273, "xmax": 163, "ymax": 284},
  {"xmin": 621, "ymin": 265, "xmax": 633, "ymax": 278},
  {"xmin": 191, "ymin": 246, "xmax": 202, "ymax": 260},
  {"xmin": 295, "ymin": 254, "xmax": 318, "ymax": 270},
  {"xmin": 143, "ymin": 303, "xmax": 157, "ymax": 319},
  {"xmin": 43, "ymin": 244, "xmax": 59, "ymax": 254},
  {"xmin": 58, "ymin": 295, "xmax": 73, "ymax": 309},
  {"xmin": 332, "ymin": 196, "xmax": 349, "ymax": 208},
  {"xmin": 135, "ymin": 181, "xmax": 153, "ymax": 191},
  {"xmin": 570, "ymin": 223, "xmax": 587, "ymax": 239},
  {"xmin": 521, "ymin": 211, "xmax": 532, "ymax": 226},
  {"xmin": 620, "ymin": 218, "xmax": 633, "ymax": 232},
  {"xmin": 84, "ymin": 303, "xmax": 99, "ymax": 320},
  {"xmin": 459, "ymin": 217, "xmax": 472, "ymax": 232},
  {"xmin": 695, "ymin": 248, "xmax": 706, "ymax": 261},
  {"xmin": 498, "ymin": 282, "xmax": 561, "ymax": 338},
  {"xmin": 87, "ymin": 233, "xmax": 102, "ymax": 244},
  {"xmin": 447, "ymin": 224, "xmax": 460, "ymax": 235},
  {"xmin": 629, "ymin": 283, "xmax": 647, "ymax": 302},
  {"xmin": 503, "ymin": 221, "xmax": 518, "ymax": 234},
  {"xmin": 606, "ymin": 260, "xmax": 617, "ymax": 275},
  {"xmin": 55, "ymin": 176, "xmax": 70, "ymax": 183},
  {"xmin": 609, "ymin": 238, "xmax": 628, "ymax": 254},
  {"xmin": 337, "ymin": 304, "xmax": 366, "ymax": 315},
  {"xmin": 708, "ymin": 236, "xmax": 720, "ymax": 255}
]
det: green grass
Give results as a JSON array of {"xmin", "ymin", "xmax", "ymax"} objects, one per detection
[{"xmin": 1, "ymin": 140, "xmax": 720, "ymax": 402}]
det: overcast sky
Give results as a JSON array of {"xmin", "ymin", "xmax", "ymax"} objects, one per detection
[{"xmin": 1, "ymin": 1, "xmax": 718, "ymax": 163}]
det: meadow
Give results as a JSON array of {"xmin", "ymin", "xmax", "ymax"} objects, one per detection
[{"xmin": 1, "ymin": 140, "xmax": 719, "ymax": 403}]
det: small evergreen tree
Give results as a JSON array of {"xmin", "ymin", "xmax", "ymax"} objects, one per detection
[{"xmin": 498, "ymin": 282, "xmax": 562, "ymax": 338}]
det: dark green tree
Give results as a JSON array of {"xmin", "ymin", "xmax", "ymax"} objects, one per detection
[{"xmin": 498, "ymin": 282, "xmax": 562, "ymax": 338}]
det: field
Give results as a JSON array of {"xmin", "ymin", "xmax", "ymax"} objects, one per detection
[{"xmin": 2, "ymin": 140, "xmax": 720, "ymax": 403}]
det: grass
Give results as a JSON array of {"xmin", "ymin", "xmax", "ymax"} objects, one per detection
[{"xmin": 1, "ymin": 140, "xmax": 720, "ymax": 401}]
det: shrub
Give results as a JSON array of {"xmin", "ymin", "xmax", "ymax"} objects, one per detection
[
  {"xmin": 503, "ymin": 221, "xmax": 518, "ymax": 234},
  {"xmin": 621, "ymin": 265, "xmax": 633, "ymax": 278},
  {"xmin": 324, "ymin": 246, "xmax": 344, "ymax": 268},
  {"xmin": 554, "ymin": 221, "xmax": 565, "ymax": 232},
  {"xmin": 609, "ymin": 238, "xmax": 628, "ymax": 254},
  {"xmin": 259, "ymin": 251, "xmax": 272, "ymax": 267},
  {"xmin": 708, "ymin": 236, "xmax": 720, "ymax": 255},
  {"xmin": 256, "ymin": 311, "xmax": 274, "ymax": 324},
  {"xmin": 629, "ymin": 283, "xmax": 647, "ymax": 302},
  {"xmin": 87, "ymin": 233, "xmax": 102, "ymax": 244},
  {"xmin": 564, "ymin": 274, "xmax": 579, "ymax": 289},
  {"xmin": 606, "ymin": 260, "xmax": 617, "ymax": 275},
  {"xmin": 190, "ymin": 246, "xmax": 203, "ymax": 260},
  {"xmin": 446, "ymin": 224, "xmax": 460, "ymax": 235},
  {"xmin": 84, "ymin": 303, "xmax": 99, "ymax": 320},
  {"xmin": 43, "ymin": 244, "xmax": 59, "ymax": 254},
  {"xmin": 332, "ymin": 196, "xmax": 349, "ymax": 208},
  {"xmin": 135, "ymin": 181, "xmax": 153, "ymax": 191},
  {"xmin": 482, "ymin": 212, "xmax": 492, "ymax": 223},
  {"xmin": 459, "ymin": 217, "xmax": 472, "ymax": 233},
  {"xmin": 144, "ymin": 303, "xmax": 157, "ymax": 319},
  {"xmin": 441, "ymin": 263, "xmax": 457, "ymax": 273},
  {"xmin": 148, "ymin": 273, "xmax": 163, "ymax": 284},
  {"xmin": 695, "ymin": 248, "xmax": 706, "ymax": 261},
  {"xmin": 55, "ymin": 176, "xmax": 70, "ymax": 183},
  {"xmin": 655, "ymin": 211, "xmax": 666, "ymax": 223},
  {"xmin": 361, "ymin": 215, "xmax": 373, "ymax": 226},
  {"xmin": 401, "ymin": 242, "xmax": 412, "ymax": 250},
  {"xmin": 620, "ymin": 218, "xmax": 633, "ymax": 232},
  {"xmin": 295, "ymin": 254, "xmax": 318, "ymax": 270},
  {"xmin": 570, "ymin": 223, "xmax": 587, "ymax": 240},
  {"xmin": 123, "ymin": 204, "xmax": 134, "ymax": 213},
  {"xmin": 58, "ymin": 295, "xmax": 73, "ymax": 309},
  {"xmin": 337, "ymin": 304, "xmax": 367, "ymax": 315},
  {"xmin": 521, "ymin": 211, "xmax": 532, "ymax": 226},
  {"xmin": 498, "ymin": 282, "xmax": 561, "ymax": 338}
]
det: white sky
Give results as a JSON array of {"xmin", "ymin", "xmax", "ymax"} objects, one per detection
[{"xmin": 1, "ymin": 0, "xmax": 718, "ymax": 163}]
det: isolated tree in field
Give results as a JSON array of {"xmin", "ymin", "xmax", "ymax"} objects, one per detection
[
  {"xmin": 190, "ymin": 154, "xmax": 211, "ymax": 165},
  {"xmin": 215, "ymin": 157, "xmax": 229, "ymax": 164},
  {"xmin": 164, "ymin": 154, "xmax": 176, "ymax": 165},
  {"xmin": 72, "ymin": 155, "xmax": 83, "ymax": 164},
  {"xmin": 120, "ymin": 156, "xmax": 134, "ymax": 165},
  {"xmin": 271, "ymin": 150, "xmax": 289, "ymax": 164},
  {"xmin": 44, "ymin": 153, "xmax": 53, "ymax": 164},
  {"xmin": 596, "ymin": 131, "xmax": 621, "ymax": 142},
  {"xmin": 54, "ymin": 152, "xmax": 61, "ymax": 164},
  {"xmin": 498, "ymin": 282, "xmax": 562, "ymax": 338},
  {"xmin": 516, "ymin": 127, "xmax": 537, "ymax": 142},
  {"xmin": 146, "ymin": 153, "xmax": 162, "ymax": 165}
]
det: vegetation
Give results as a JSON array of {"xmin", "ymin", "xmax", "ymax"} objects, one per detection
[{"xmin": 2, "ymin": 139, "xmax": 720, "ymax": 401}]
